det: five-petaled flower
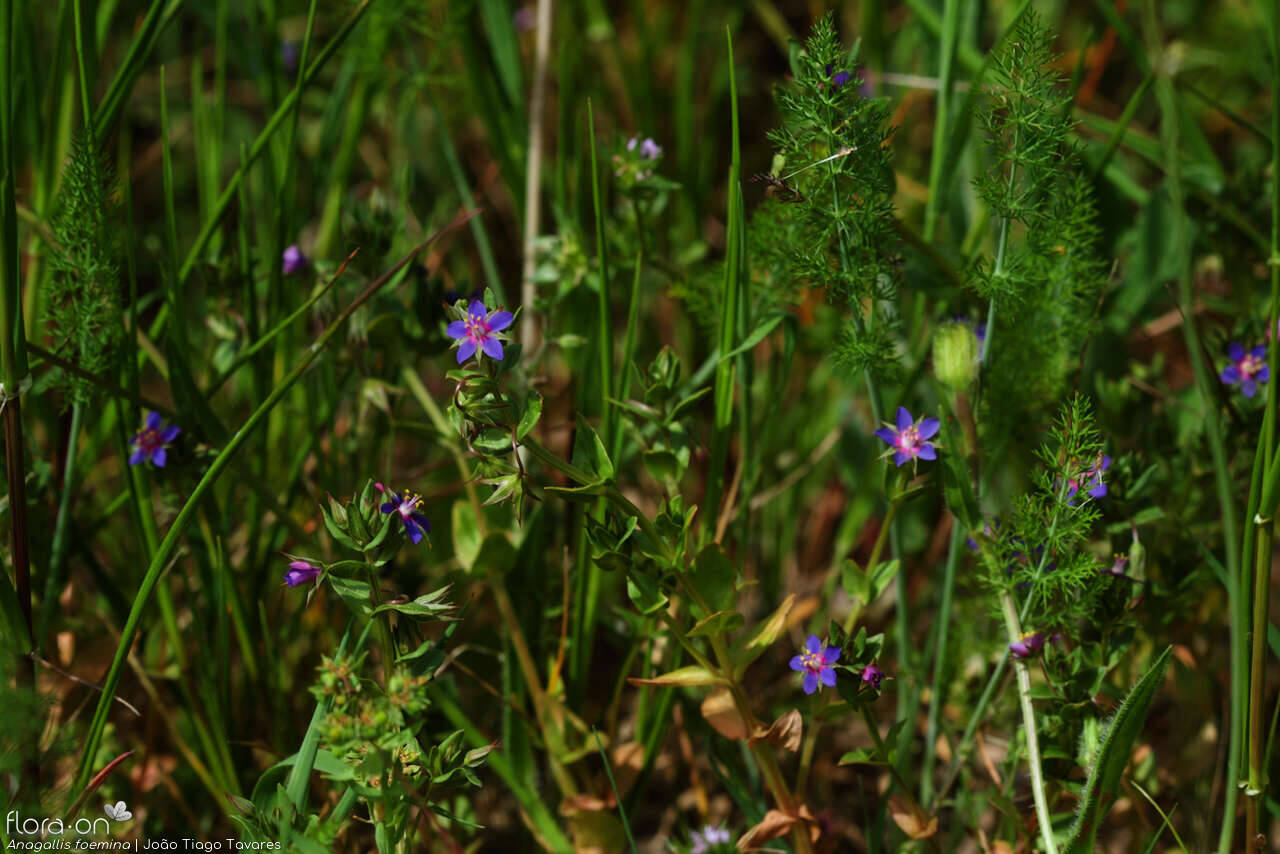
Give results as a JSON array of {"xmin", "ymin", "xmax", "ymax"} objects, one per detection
[
  {"xmin": 376, "ymin": 483, "xmax": 431, "ymax": 544},
  {"xmin": 874, "ymin": 407, "xmax": 941, "ymax": 468},
  {"xmin": 690, "ymin": 825, "xmax": 731, "ymax": 853},
  {"xmin": 129, "ymin": 411, "xmax": 180, "ymax": 467},
  {"xmin": 1009, "ymin": 632, "xmax": 1046, "ymax": 659},
  {"xmin": 1066, "ymin": 453, "xmax": 1110, "ymax": 504},
  {"xmin": 790, "ymin": 634, "xmax": 840, "ymax": 695},
  {"xmin": 282, "ymin": 244, "xmax": 307, "ymax": 275},
  {"xmin": 861, "ymin": 664, "xmax": 885, "ymax": 690},
  {"xmin": 446, "ymin": 300, "xmax": 513, "ymax": 365},
  {"xmin": 1221, "ymin": 342, "xmax": 1269, "ymax": 397},
  {"xmin": 283, "ymin": 560, "xmax": 321, "ymax": 588}
]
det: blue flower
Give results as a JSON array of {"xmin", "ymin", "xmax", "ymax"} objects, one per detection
[
  {"xmin": 376, "ymin": 483, "xmax": 431, "ymax": 544},
  {"xmin": 446, "ymin": 300, "xmax": 514, "ymax": 364},
  {"xmin": 1221, "ymin": 341, "xmax": 1269, "ymax": 397},
  {"xmin": 129, "ymin": 411, "xmax": 180, "ymax": 467},
  {"xmin": 789, "ymin": 635, "xmax": 839, "ymax": 695},
  {"xmin": 874, "ymin": 407, "xmax": 941, "ymax": 468}
]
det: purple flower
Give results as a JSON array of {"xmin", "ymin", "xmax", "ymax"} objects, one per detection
[
  {"xmin": 861, "ymin": 664, "xmax": 885, "ymax": 690},
  {"xmin": 1066, "ymin": 453, "xmax": 1110, "ymax": 504},
  {"xmin": 129, "ymin": 411, "xmax": 180, "ymax": 467},
  {"xmin": 282, "ymin": 244, "xmax": 308, "ymax": 276},
  {"xmin": 1009, "ymin": 632, "xmax": 1046, "ymax": 659},
  {"xmin": 626, "ymin": 136, "xmax": 662, "ymax": 160},
  {"xmin": 446, "ymin": 300, "xmax": 513, "ymax": 364},
  {"xmin": 1221, "ymin": 342, "xmax": 1269, "ymax": 397},
  {"xmin": 376, "ymin": 483, "xmax": 431, "ymax": 544},
  {"xmin": 874, "ymin": 407, "xmax": 941, "ymax": 467},
  {"xmin": 281, "ymin": 40, "xmax": 300, "ymax": 74},
  {"xmin": 513, "ymin": 6, "xmax": 536, "ymax": 32},
  {"xmin": 690, "ymin": 825, "xmax": 731, "ymax": 853},
  {"xmin": 822, "ymin": 63, "xmax": 853, "ymax": 89},
  {"xmin": 789, "ymin": 634, "xmax": 840, "ymax": 695},
  {"xmin": 283, "ymin": 559, "xmax": 321, "ymax": 587}
]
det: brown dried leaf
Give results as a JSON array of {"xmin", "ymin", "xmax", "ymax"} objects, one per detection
[
  {"xmin": 736, "ymin": 805, "xmax": 820, "ymax": 850},
  {"xmin": 749, "ymin": 708, "xmax": 803, "ymax": 752},
  {"xmin": 701, "ymin": 688, "xmax": 750, "ymax": 740},
  {"xmin": 889, "ymin": 795, "xmax": 939, "ymax": 840}
]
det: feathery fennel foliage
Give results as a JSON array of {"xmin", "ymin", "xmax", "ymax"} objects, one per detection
[{"xmin": 45, "ymin": 135, "xmax": 122, "ymax": 404}]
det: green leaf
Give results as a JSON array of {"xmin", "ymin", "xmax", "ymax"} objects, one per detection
[
  {"xmin": 839, "ymin": 747, "xmax": 888, "ymax": 767},
  {"xmin": 452, "ymin": 501, "xmax": 482, "ymax": 570},
  {"xmin": 572, "ymin": 414, "xmax": 614, "ymax": 481},
  {"xmin": 691, "ymin": 543, "xmax": 736, "ymax": 613},
  {"xmin": 372, "ymin": 587, "xmax": 454, "ymax": 620},
  {"xmin": 517, "ymin": 392, "xmax": 543, "ymax": 440},
  {"xmin": 717, "ymin": 312, "xmax": 785, "ymax": 363},
  {"xmin": 643, "ymin": 449, "xmax": 682, "ymax": 484},
  {"xmin": 629, "ymin": 665, "xmax": 725, "ymax": 688},
  {"xmin": 687, "ymin": 610, "xmax": 744, "ymax": 638},
  {"xmin": 327, "ymin": 575, "xmax": 373, "ymax": 616},
  {"xmin": 626, "ymin": 572, "xmax": 669, "ymax": 615},
  {"xmin": 0, "ymin": 566, "xmax": 30, "ymax": 652},
  {"xmin": 1064, "ymin": 646, "xmax": 1173, "ymax": 854}
]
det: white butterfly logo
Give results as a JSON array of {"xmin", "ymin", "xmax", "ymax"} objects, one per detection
[{"xmin": 103, "ymin": 801, "xmax": 132, "ymax": 822}]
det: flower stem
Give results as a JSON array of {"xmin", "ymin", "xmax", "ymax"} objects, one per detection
[{"xmin": 999, "ymin": 590, "xmax": 1059, "ymax": 854}]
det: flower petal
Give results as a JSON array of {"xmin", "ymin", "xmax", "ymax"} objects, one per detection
[
  {"xmin": 380, "ymin": 501, "xmax": 396, "ymax": 514},
  {"xmin": 873, "ymin": 427, "xmax": 898, "ymax": 445},
  {"xmin": 145, "ymin": 411, "xmax": 162, "ymax": 430},
  {"xmin": 805, "ymin": 634, "xmax": 822, "ymax": 654},
  {"xmin": 151, "ymin": 448, "xmax": 167, "ymax": 467},
  {"xmin": 404, "ymin": 518, "xmax": 424, "ymax": 544},
  {"xmin": 446, "ymin": 320, "xmax": 467, "ymax": 339},
  {"xmin": 820, "ymin": 667, "xmax": 837, "ymax": 686},
  {"xmin": 916, "ymin": 444, "xmax": 937, "ymax": 461},
  {"xmin": 789, "ymin": 655, "xmax": 805, "ymax": 672},
  {"xmin": 1222, "ymin": 365, "xmax": 1242, "ymax": 384},
  {"xmin": 916, "ymin": 417, "xmax": 941, "ymax": 440},
  {"xmin": 1088, "ymin": 481, "xmax": 1108, "ymax": 499},
  {"xmin": 487, "ymin": 310, "xmax": 514, "ymax": 332},
  {"xmin": 468, "ymin": 300, "xmax": 487, "ymax": 319},
  {"xmin": 457, "ymin": 339, "xmax": 478, "ymax": 363},
  {"xmin": 893, "ymin": 450, "xmax": 911, "ymax": 467},
  {"xmin": 128, "ymin": 448, "xmax": 145, "ymax": 466},
  {"xmin": 412, "ymin": 513, "xmax": 431, "ymax": 533},
  {"xmin": 802, "ymin": 671, "xmax": 818, "ymax": 695},
  {"xmin": 1252, "ymin": 344, "xmax": 1267, "ymax": 359},
  {"xmin": 481, "ymin": 337, "xmax": 505, "ymax": 360},
  {"xmin": 1260, "ymin": 366, "xmax": 1272, "ymax": 382},
  {"xmin": 823, "ymin": 645, "xmax": 840, "ymax": 664},
  {"xmin": 161, "ymin": 425, "xmax": 181, "ymax": 442},
  {"xmin": 896, "ymin": 406, "xmax": 913, "ymax": 431},
  {"xmin": 1244, "ymin": 379, "xmax": 1258, "ymax": 398},
  {"xmin": 1229, "ymin": 341, "xmax": 1246, "ymax": 361}
]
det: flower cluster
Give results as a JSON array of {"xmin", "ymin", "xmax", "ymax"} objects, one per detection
[
  {"xmin": 613, "ymin": 135, "xmax": 664, "ymax": 185},
  {"xmin": 689, "ymin": 825, "xmax": 732, "ymax": 853}
]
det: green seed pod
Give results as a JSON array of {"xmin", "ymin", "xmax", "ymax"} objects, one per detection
[{"xmin": 933, "ymin": 322, "xmax": 980, "ymax": 391}]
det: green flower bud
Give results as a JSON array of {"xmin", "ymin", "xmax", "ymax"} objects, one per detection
[{"xmin": 933, "ymin": 322, "xmax": 980, "ymax": 391}]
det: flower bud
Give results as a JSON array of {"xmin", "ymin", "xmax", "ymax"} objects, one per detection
[{"xmin": 933, "ymin": 322, "xmax": 979, "ymax": 391}]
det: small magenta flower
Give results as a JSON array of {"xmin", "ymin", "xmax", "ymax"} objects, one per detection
[
  {"xmin": 1009, "ymin": 632, "xmax": 1046, "ymax": 659},
  {"xmin": 446, "ymin": 300, "xmax": 513, "ymax": 364},
  {"xmin": 1221, "ymin": 342, "xmax": 1269, "ymax": 397},
  {"xmin": 282, "ymin": 244, "xmax": 308, "ymax": 275},
  {"xmin": 874, "ymin": 407, "xmax": 941, "ymax": 468},
  {"xmin": 376, "ymin": 483, "xmax": 431, "ymax": 544},
  {"xmin": 1066, "ymin": 453, "xmax": 1110, "ymax": 504},
  {"xmin": 789, "ymin": 634, "xmax": 840, "ymax": 695},
  {"xmin": 690, "ymin": 825, "xmax": 731, "ymax": 853},
  {"xmin": 1102, "ymin": 553, "xmax": 1129, "ymax": 576},
  {"xmin": 283, "ymin": 559, "xmax": 321, "ymax": 588},
  {"xmin": 129, "ymin": 411, "xmax": 180, "ymax": 467},
  {"xmin": 861, "ymin": 664, "xmax": 885, "ymax": 690}
]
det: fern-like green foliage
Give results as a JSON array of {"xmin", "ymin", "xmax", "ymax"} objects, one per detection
[
  {"xmin": 1064, "ymin": 646, "xmax": 1173, "ymax": 853},
  {"xmin": 47, "ymin": 135, "xmax": 122, "ymax": 404},
  {"xmin": 976, "ymin": 395, "xmax": 1109, "ymax": 631},
  {"xmin": 973, "ymin": 12, "xmax": 1107, "ymax": 450},
  {"xmin": 762, "ymin": 14, "xmax": 901, "ymax": 381}
]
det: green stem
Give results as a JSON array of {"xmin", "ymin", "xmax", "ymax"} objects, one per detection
[
  {"xmin": 999, "ymin": 590, "xmax": 1059, "ymax": 854},
  {"xmin": 920, "ymin": 524, "xmax": 963, "ymax": 804},
  {"xmin": 842, "ymin": 493, "xmax": 902, "ymax": 634}
]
